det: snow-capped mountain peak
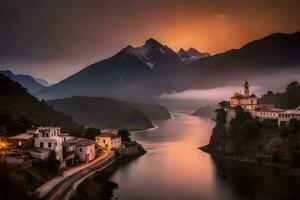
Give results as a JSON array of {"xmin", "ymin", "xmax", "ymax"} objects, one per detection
[
  {"xmin": 125, "ymin": 38, "xmax": 177, "ymax": 69},
  {"xmin": 177, "ymin": 47, "xmax": 211, "ymax": 63}
]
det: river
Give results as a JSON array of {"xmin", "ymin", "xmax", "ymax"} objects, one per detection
[{"xmin": 109, "ymin": 112, "xmax": 300, "ymax": 200}]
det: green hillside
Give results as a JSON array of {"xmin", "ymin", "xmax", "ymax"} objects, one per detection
[{"xmin": 0, "ymin": 74, "xmax": 84, "ymax": 136}]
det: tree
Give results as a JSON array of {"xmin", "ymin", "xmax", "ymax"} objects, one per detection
[
  {"xmin": 117, "ymin": 129, "xmax": 131, "ymax": 142},
  {"xmin": 47, "ymin": 151, "xmax": 60, "ymax": 175},
  {"xmin": 286, "ymin": 81, "xmax": 299, "ymax": 92},
  {"xmin": 218, "ymin": 101, "xmax": 230, "ymax": 109},
  {"xmin": 279, "ymin": 126, "xmax": 291, "ymax": 137},
  {"xmin": 85, "ymin": 128, "xmax": 101, "ymax": 140},
  {"xmin": 240, "ymin": 119, "xmax": 259, "ymax": 140}
]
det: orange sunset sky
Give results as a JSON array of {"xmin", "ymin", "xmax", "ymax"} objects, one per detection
[{"xmin": 1, "ymin": 0, "xmax": 300, "ymax": 82}]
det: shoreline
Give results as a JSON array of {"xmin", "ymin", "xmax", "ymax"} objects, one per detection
[
  {"xmin": 73, "ymin": 153, "xmax": 144, "ymax": 200},
  {"xmin": 131, "ymin": 125, "xmax": 159, "ymax": 133},
  {"xmin": 74, "ymin": 141, "xmax": 147, "ymax": 200},
  {"xmin": 200, "ymin": 145, "xmax": 300, "ymax": 177}
]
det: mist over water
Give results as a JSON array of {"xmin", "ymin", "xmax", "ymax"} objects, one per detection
[{"xmin": 157, "ymin": 68, "xmax": 300, "ymax": 103}]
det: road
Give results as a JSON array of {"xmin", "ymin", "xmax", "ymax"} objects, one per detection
[{"xmin": 43, "ymin": 151, "xmax": 116, "ymax": 200}]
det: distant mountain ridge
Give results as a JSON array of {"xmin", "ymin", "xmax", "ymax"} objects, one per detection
[
  {"xmin": 34, "ymin": 77, "xmax": 50, "ymax": 87},
  {"xmin": 36, "ymin": 38, "xmax": 182, "ymax": 100},
  {"xmin": 48, "ymin": 96, "xmax": 171, "ymax": 130},
  {"xmin": 178, "ymin": 48, "xmax": 210, "ymax": 63},
  {"xmin": 0, "ymin": 70, "xmax": 47, "ymax": 94},
  {"xmin": 36, "ymin": 31, "xmax": 300, "ymax": 101}
]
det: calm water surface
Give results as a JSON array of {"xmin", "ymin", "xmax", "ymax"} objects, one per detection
[{"xmin": 110, "ymin": 113, "xmax": 300, "ymax": 200}]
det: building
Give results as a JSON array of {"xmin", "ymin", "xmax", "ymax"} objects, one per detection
[
  {"xmin": 278, "ymin": 109, "xmax": 300, "ymax": 126},
  {"xmin": 230, "ymin": 80, "xmax": 257, "ymax": 111},
  {"xmin": 62, "ymin": 140, "xmax": 76, "ymax": 167},
  {"xmin": 61, "ymin": 133, "xmax": 75, "ymax": 142},
  {"xmin": 9, "ymin": 133, "xmax": 34, "ymax": 149},
  {"xmin": 29, "ymin": 148, "xmax": 50, "ymax": 160},
  {"xmin": 227, "ymin": 81, "xmax": 300, "ymax": 128},
  {"xmin": 75, "ymin": 138, "xmax": 95, "ymax": 162},
  {"xmin": 0, "ymin": 136, "xmax": 12, "ymax": 149},
  {"xmin": 95, "ymin": 133, "xmax": 122, "ymax": 151},
  {"xmin": 33, "ymin": 127, "xmax": 63, "ymax": 163},
  {"xmin": 256, "ymin": 108, "xmax": 285, "ymax": 121},
  {"xmin": 226, "ymin": 81, "xmax": 258, "ymax": 124}
]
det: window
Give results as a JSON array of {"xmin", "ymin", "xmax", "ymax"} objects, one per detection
[
  {"xmin": 55, "ymin": 142, "xmax": 57, "ymax": 146},
  {"xmin": 103, "ymin": 139, "xmax": 105, "ymax": 143},
  {"xmin": 48, "ymin": 142, "xmax": 51, "ymax": 148},
  {"xmin": 40, "ymin": 142, "xmax": 44, "ymax": 148},
  {"xmin": 80, "ymin": 148, "xmax": 82, "ymax": 152}
]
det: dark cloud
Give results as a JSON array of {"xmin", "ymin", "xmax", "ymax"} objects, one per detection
[{"xmin": 1, "ymin": 0, "xmax": 300, "ymax": 82}]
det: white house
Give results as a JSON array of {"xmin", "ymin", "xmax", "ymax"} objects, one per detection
[
  {"xmin": 256, "ymin": 108, "xmax": 285, "ymax": 121},
  {"xmin": 62, "ymin": 140, "xmax": 76, "ymax": 167},
  {"xmin": 95, "ymin": 133, "xmax": 122, "ymax": 151},
  {"xmin": 278, "ymin": 110, "xmax": 300, "ymax": 126},
  {"xmin": 61, "ymin": 133, "xmax": 75, "ymax": 141},
  {"xmin": 33, "ymin": 127, "xmax": 63, "ymax": 163},
  {"xmin": 75, "ymin": 138, "xmax": 95, "ymax": 162}
]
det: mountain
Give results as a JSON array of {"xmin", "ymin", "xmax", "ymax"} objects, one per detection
[
  {"xmin": 178, "ymin": 31, "xmax": 300, "ymax": 89},
  {"xmin": 34, "ymin": 77, "xmax": 50, "ymax": 87},
  {"xmin": 0, "ymin": 74, "xmax": 83, "ymax": 136},
  {"xmin": 192, "ymin": 106, "xmax": 215, "ymax": 118},
  {"xmin": 48, "ymin": 96, "xmax": 171, "ymax": 130},
  {"xmin": 178, "ymin": 48, "xmax": 210, "ymax": 63},
  {"xmin": 0, "ymin": 70, "xmax": 46, "ymax": 94},
  {"xmin": 37, "ymin": 38, "xmax": 181, "ymax": 100},
  {"xmin": 37, "ymin": 31, "xmax": 300, "ymax": 101}
]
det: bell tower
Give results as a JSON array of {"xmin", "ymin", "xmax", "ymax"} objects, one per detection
[{"xmin": 244, "ymin": 80, "xmax": 250, "ymax": 97}]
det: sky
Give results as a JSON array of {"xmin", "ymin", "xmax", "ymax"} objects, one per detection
[{"xmin": 1, "ymin": 0, "xmax": 300, "ymax": 83}]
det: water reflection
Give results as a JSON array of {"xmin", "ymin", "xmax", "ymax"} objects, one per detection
[
  {"xmin": 211, "ymin": 156, "xmax": 300, "ymax": 200},
  {"xmin": 110, "ymin": 113, "xmax": 300, "ymax": 200}
]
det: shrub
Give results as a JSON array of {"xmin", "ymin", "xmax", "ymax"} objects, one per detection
[
  {"xmin": 272, "ymin": 152, "xmax": 283, "ymax": 163},
  {"xmin": 279, "ymin": 127, "xmax": 291, "ymax": 137},
  {"xmin": 240, "ymin": 119, "xmax": 259, "ymax": 141}
]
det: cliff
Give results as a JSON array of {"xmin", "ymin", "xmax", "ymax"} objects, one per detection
[
  {"xmin": 203, "ymin": 105, "xmax": 300, "ymax": 174},
  {"xmin": 191, "ymin": 106, "xmax": 215, "ymax": 118}
]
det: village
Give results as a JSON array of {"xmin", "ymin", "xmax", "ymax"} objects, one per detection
[
  {"xmin": 0, "ymin": 127, "xmax": 127, "ymax": 170},
  {"xmin": 228, "ymin": 80, "xmax": 300, "ymax": 126}
]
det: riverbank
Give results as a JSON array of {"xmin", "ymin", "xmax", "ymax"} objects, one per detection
[
  {"xmin": 200, "ymin": 145, "xmax": 300, "ymax": 177},
  {"xmin": 73, "ymin": 156, "xmax": 139, "ymax": 200},
  {"xmin": 73, "ymin": 142, "xmax": 146, "ymax": 200}
]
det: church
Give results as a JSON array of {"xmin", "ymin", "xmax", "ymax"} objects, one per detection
[
  {"xmin": 230, "ymin": 80, "xmax": 257, "ymax": 110},
  {"xmin": 227, "ymin": 80, "xmax": 300, "ymax": 127}
]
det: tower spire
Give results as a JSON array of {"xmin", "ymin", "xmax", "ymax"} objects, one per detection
[{"xmin": 244, "ymin": 80, "xmax": 250, "ymax": 97}]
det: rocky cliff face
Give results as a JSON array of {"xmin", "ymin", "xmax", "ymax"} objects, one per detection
[{"xmin": 205, "ymin": 106, "xmax": 300, "ymax": 171}]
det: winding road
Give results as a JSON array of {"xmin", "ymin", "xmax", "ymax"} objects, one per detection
[{"xmin": 42, "ymin": 151, "xmax": 116, "ymax": 200}]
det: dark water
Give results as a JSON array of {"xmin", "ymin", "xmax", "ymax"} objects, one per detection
[{"xmin": 110, "ymin": 113, "xmax": 300, "ymax": 200}]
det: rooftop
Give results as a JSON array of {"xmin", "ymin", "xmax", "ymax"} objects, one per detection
[
  {"xmin": 29, "ymin": 148, "xmax": 50, "ymax": 153},
  {"xmin": 37, "ymin": 127, "xmax": 61, "ymax": 130},
  {"xmin": 75, "ymin": 138, "xmax": 95, "ymax": 146},
  {"xmin": 9, "ymin": 133, "xmax": 34, "ymax": 140},
  {"xmin": 256, "ymin": 108, "xmax": 285, "ymax": 112},
  {"xmin": 279, "ymin": 110, "xmax": 300, "ymax": 115},
  {"xmin": 96, "ymin": 133, "xmax": 120, "ymax": 138}
]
